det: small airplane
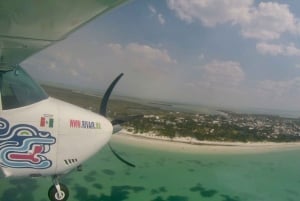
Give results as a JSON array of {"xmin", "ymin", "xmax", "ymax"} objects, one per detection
[{"xmin": 0, "ymin": 1, "xmax": 139, "ymax": 201}]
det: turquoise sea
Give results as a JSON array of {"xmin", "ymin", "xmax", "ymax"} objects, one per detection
[{"xmin": 0, "ymin": 139, "xmax": 300, "ymax": 201}]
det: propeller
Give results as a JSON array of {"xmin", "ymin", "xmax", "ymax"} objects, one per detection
[
  {"xmin": 99, "ymin": 73, "xmax": 124, "ymax": 117},
  {"xmin": 111, "ymin": 114, "xmax": 144, "ymax": 126},
  {"xmin": 108, "ymin": 144, "xmax": 135, "ymax": 167},
  {"xmin": 99, "ymin": 73, "xmax": 137, "ymax": 168},
  {"xmin": 111, "ymin": 114, "xmax": 143, "ymax": 134}
]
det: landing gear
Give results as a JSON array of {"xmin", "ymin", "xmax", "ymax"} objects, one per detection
[{"xmin": 48, "ymin": 176, "xmax": 69, "ymax": 201}]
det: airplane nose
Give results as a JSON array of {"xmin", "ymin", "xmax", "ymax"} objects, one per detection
[
  {"xmin": 98, "ymin": 115, "xmax": 113, "ymax": 139},
  {"xmin": 53, "ymin": 97, "xmax": 115, "ymax": 174}
]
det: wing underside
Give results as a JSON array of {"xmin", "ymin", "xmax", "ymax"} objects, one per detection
[{"xmin": 0, "ymin": 0, "xmax": 128, "ymax": 68}]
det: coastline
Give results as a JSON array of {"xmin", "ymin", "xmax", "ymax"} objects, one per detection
[{"xmin": 111, "ymin": 130, "xmax": 300, "ymax": 154}]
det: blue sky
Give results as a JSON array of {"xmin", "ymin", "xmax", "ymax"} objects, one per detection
[{"xmin": 23, "ymin": 0, "xmax": 300, "ymax": 111}]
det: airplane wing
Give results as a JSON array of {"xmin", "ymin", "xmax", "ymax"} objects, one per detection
[{"xmin": 0, "ymin": 0, "xmax": 129, "ymax": 68}]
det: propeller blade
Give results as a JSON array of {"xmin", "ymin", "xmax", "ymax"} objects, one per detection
[
  {"xmin": 111, "ymin": 115, "xmax": 143, "ymax": 134},
  {"xmin": 99, "ymin": 73, "xmax": 124, "ymax": 116},
  {"xmin": 111, "ymin": 114, "xmax": 144, "ymax": 125},
  {"xmin": 99, "ymin": 73, "xmax": 136, "ymax": 168},
  {"xmin": 108, "ymin": 143, "xmax": 135, "ymax": 168},
  {"xmin": 112, "ymin": 125, "xmax": 122, "ymax": 134}
]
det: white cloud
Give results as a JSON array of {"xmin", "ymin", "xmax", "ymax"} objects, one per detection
[
  {"xmin": 148, "ymin": 5, "xmax": 166, "ymax": 25},
  {"xmin": 167, "ymin": 0, "xmax": 300, "ymax": 41},
  {"xmin": 70, "ymin": 69, "xmax": 79, "ymax": 77},
  {"xmin": 258, "ymin": 80, "xmax": 290, "ymax": 97},
  {"xmin": 257, "ymin": 77, "xmax": 300, "ymax": 98},
  {"xmin": 128, "ymin": 43, "xmax": 175, "ymax": 63},
  {"xmin": 295, "ymin": 64, "xmax": 300, "ymax": 69},
  {"xmin": 198, "ymin": 53, "xmax": 205, "ymax": 61},
  {"xmin": 107, "ymin": 43, "xmax": 123, "ymax": 55},
  {"xmin": 201, "ymin": 60, "xmax": 245, "ymax": 88},
  {"xmin": 148, "ymin": 5, "xmax": 157, "ymax": 15},
  {"xmin": 77, "ymin": 58, "xmax": 85, "ymax": 69},
  {"xmin": 178, "ymin": 60, "xmax": 250, "ymax": 108},
  {"xmin": 108, "ymin": 43, "xmax": 176, "ymax": 65},
  {"xmin": 241, "ymin": 2, "xmax": 299, "ymax": 40},
  {"xmin": 167, "ymin": 0, "xmax": 252, "ymax": 26},
  {"xmin": 286, "ymin": 43, "xmax": 300, "ymax": 56},
  {"xmin": 158, "ymin": 14, "xmax": 166, "ymax": 25},
  {"xmin": 256, "ymin": 42, "xmax": 300, "ymax": 56},
  {"xmin": 49, "ymin": 62, "xmax": 57, "ymax": 70},
  {"xmin": 256, "ymin": 42, "xmax": 284, "ymax": 56},
  {"xmin": 101, "ymin": 42, "xmax": 183, "ymax": 100}
]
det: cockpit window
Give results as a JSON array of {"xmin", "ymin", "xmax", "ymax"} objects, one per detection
[{"xmin": 0, "ymin": 66, "xmax": 48, "ymax": 110}]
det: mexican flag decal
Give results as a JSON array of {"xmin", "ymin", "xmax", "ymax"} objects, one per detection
[{"xmin": 40, "ymin": 115, "xmax": 54, "ymax": 128}]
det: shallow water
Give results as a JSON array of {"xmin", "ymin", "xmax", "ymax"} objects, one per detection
[{"xmin": 0, "ymin": 140, "xmax": 300, "ymax": 201}]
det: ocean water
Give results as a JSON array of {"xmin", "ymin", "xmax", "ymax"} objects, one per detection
[{"xmin": 0, "ymin": 141, "xmax": 300, "ymax": 201}]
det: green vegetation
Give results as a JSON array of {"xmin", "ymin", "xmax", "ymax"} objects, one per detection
[
  {"xmin": 127, "ymin": 113, "xmax": 300, "ymax": 142},
  {"xmin": 43, "ymin": 85, "xmax": 300, "ymax": 143}
]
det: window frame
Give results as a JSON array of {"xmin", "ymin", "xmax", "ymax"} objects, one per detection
[{"xmin": 0, "ymin": 66, "xmax": 48, "ymax": 110}]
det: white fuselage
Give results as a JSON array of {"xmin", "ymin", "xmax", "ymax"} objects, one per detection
[{"xmin": 0, "ymin": 97, "xmax": 113, "ymax": 177}]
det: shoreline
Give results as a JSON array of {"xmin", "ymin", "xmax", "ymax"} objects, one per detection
[{"xmin": 111, "ymin": 131, "xmax": 300, "ymax": 154}]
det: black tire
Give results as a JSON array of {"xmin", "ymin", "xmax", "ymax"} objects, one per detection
[{"xmin": 48, "ymin": 183, "xmax": 69, "ymax": 201}]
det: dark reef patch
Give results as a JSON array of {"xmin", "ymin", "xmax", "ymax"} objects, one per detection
[
  {"xmin": 221, "ymin": 194, "xmax": 241, "ymax": 201},
  {"xmin": 188, "ymin": 168, "xmax": 195, "ymax": 172},
  {"xmin": 93, "ymin": 183, "xmax": 103, "ymax": 189},
  {"xmin": 73, "ymin": 184, "xmax": 146, "ymax": 201},
  {"xmin": 151, "ymin": 186, "xmax": 168, "ymax": 194},
  {"xmin": 286, "ymin": 189, "xmax": 299, "ymax": 196},
  {"xmin": 1, "ymin": 178, "xmax": 38, "ymax": 201},
  {"xmin": 190, "ymin": 183, "xmax": 218, "ymax": 198},
  {"xmin": 84, "ymin": 175, "xmax": 97, "ymax": 182},
  {"xmin": 151, "ymin": 195, "xmax": 188, "ymax": 201},
  {"xmin": 102, "ymin": 169, "xmax": 116, "ymax": 176},
  {"xmin": 185, "ymin": 160, "xmax": 225, "ymax": 168}
]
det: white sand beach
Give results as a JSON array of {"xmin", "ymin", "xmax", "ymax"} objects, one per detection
[{"xmin": 111, "ymin": 130, "xmax": 300, "ymax": 154}]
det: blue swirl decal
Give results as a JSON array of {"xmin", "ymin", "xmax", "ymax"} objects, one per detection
[{"xmin": 0, "ymin": 118, "xmax": 56, "ymax": 169}]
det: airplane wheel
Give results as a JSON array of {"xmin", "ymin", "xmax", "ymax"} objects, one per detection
[{"xmin": 48, "ymin": 183, "xmax": 69, "ymax": 201}]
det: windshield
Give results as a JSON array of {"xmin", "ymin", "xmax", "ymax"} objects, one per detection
[{"xmin": 0, "ymin": 66, "xmax": 48, "ymax": 110}]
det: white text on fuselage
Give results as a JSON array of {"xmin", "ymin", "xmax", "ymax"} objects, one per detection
[{"xmin": 70, "ymin": 119, "xmax": 101, "ymax": 129}]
